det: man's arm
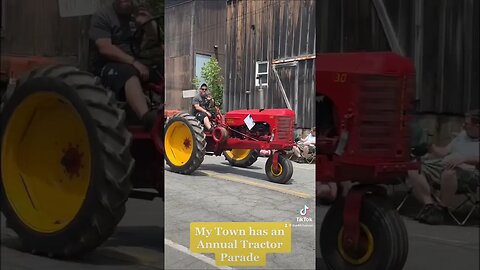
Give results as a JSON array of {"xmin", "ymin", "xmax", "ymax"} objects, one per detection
[
  {"xmin": 89, "ymin": 13, "xmax": 134, "ymax": 64},
  {"xmin": 95, "ymin": 39, "xmax": 136, "ymax": 64},
  {"xmin": 463, "ymin": 154, "xmax": 480, "ymax": 165},
  {"xmin": 194, "ymin": 104, "xmax": 211, "ymax": 115},
  {"xmin": 428, "ymin": 144, "xmax": 450, "ymax": 158},
  {"xmin": 89, "ymin": 12, "xmax": 149, "ymax": 80},
  {"xmin": 136, "ymin": 8, "xmax": 160, "ymax": 41}
]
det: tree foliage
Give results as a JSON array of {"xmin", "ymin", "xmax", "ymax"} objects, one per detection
[{"xmin": 193, "ymin": 58, "xmax": 224, "ymax": 108}]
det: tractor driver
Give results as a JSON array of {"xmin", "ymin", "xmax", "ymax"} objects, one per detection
[
  {"xmin": 89, "ymin": 0, "xmax": 160, "ymax": 131},
  {"xmin": 192, "ymin": 83, "xmax": 214, "ymax": 131}
]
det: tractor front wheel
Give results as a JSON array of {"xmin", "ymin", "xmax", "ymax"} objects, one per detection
[
  {"xmin": 164, "ymin": 113, "xmax": 206, "ymax": 174},
  {"xmin": 223, "ymin": 149, "xmax": 259, "ymax": 167},
  {"xmin": 265, "ymin": 155, "xmax": 293, "ymax": 184},
  {"xmin": 320, "ymin": 195, "xmax": 408, "ymax": 270},
  {"xmin": 0, "ymin": 65, "xmax": 133, "ymax": 257}
]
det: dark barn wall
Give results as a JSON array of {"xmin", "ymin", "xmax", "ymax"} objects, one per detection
[
  {"xmin": 1, "ymin": 0, "xmax": 81, "ymax": 62},
  {"xmin": 317, "ymin": 0, "xmax": 479, "ymax": 115},
  {"xmin": 226, "ymin": 0, "xmax": 316, "ymax": 129},
  {"xmin": 165, "ymin": 0, "xmax": 226, "ymax": 111},
  {"xmin": 165, "ymin": 0, "xmax": 195, "ymax": 110}
]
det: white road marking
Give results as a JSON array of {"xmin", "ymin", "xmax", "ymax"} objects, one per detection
[
  {"xmin": 202, "ymin": 170, "xmax": 314, "ymax": 199},
  {"xmin": 165, "ymin": 238, "xmax": 234, "ymax": 270}
]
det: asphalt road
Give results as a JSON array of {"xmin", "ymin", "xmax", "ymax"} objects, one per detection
[
  {"xmin": 2, "ymin": 154, "xmax": 477, "ymax": 270},
  {"xmin": 1, "ymin": 196, "xmax": 164, "ymax": 270},
  {"xmin": 164, "ymin": 155, "xmax": 316, "ymax": 270}
]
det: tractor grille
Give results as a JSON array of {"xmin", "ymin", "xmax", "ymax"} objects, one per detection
[
  {"xmin": 357, "ymin": 75, "xmax": 413, "ymax": 157},
  {"xmin": 276, "ymin": 116, "xmax": 293, "ymax": 142}
]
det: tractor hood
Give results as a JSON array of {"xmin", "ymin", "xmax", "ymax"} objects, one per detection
[{"xmin": 226, "ymin": 109, "xmax": 295, "ymax": 119}]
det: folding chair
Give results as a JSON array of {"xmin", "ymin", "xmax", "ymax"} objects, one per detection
[
  {"xmin": 395, "ymin": 181, "xmax": 413, "ymax": 211},
  {"xmin": 435, "ymin": 170, "xmax": 480, "ymax": 226},
  {"xmin": 304, "ymin": 145, "xmax": 316, "ymax": 164}
]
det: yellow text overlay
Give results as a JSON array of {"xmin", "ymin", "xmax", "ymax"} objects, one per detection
[{"xmin": 190, "ymin": 222, "xmax": 291, "ymax": 266}]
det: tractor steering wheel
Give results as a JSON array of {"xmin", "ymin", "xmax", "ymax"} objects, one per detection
[{"xmin": 130, "ymin": 15, "xmax": 163, "ymax": 59}]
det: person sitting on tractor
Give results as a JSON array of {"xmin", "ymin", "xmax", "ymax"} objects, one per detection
[
  {"xmin": 407, "ymin": 109, "xmax": 480, "ymax": 225},
  {"xmin": 88, "ymin": 0, "xmax": 160, "ymax": 131},
  {"xmin": 192, "ymin": 83, "xmax": 214, "ymax": 131},
  {"xmin": 292, "ymin": 127, "xmax": 316, "ymax": 162}
]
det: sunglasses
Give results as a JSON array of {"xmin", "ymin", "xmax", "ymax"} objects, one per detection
[{"xmin": 201, "ymin": 88, "xmax": 207, "ymax": 91}]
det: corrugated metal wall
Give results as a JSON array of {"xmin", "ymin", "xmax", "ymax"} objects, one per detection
[
  {"xmin": 165, "ymin": 0, "xmax": 226, "ymax": 111},
  {"xmin": 317, "ymin": 0, "xmax": 479, "ymax": 115},
  {"xmin": 225, "ymin": 0, "xmax": 316, "ymax": 128}
]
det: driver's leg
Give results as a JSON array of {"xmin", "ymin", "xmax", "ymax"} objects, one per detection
[
  {"xmin": 100, "ymin": 63, "xmax": 154, "ymax": 130},
  {"xmin": 203, "ymin": 116, "xmax": 212, "ymax": 131},
  {"xmin": 125, "ymin": 76, "xmax": 148, "ymax": 118}
]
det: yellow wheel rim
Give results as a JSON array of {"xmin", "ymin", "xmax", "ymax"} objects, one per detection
[
  {"xmin": 165, "ymin": 121, "xmax": 194, "ymax": 166},
  {"xmin": 224, "ymin": 149, "xmax": 251, "ymax": 161},
  {"xmin": 337, "ymin": 223, "xmax": 375, "ymax": 265},
  {"xmin": 270, "ymin": 163, "xmax": 283, "ymax": 177},
  {"xmin": 1, "ymin": 92, "xmax": 91, "ymax": 233}
]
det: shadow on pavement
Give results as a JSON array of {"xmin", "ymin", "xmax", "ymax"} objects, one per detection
[
  {"xmin": 1, "ymin": 226, "xmax": 163, "ymax": 267},
  {"xmin": 106, "ymin": 225, "xmax": 163, "ymax": 251},
  {"xmin": 198, "ymin": 163, "xmax": 296, "ymax": 185},
  {"xmin": 84, "ymin": 225, "xmax": 163, "ymax": 266}
]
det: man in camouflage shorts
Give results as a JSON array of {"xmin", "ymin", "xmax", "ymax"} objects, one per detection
[{"xmin": 407, "ymin": 110, "xmax": 479, "ymax": 225}]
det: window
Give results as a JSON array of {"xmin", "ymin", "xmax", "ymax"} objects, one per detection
[
  {"xmin": 255, "ymin": 61, "xmax": 269, "ymax": 87},
  {"xmin": 195, "ymin": 53, "xmax": 212, "ymax": 86}
]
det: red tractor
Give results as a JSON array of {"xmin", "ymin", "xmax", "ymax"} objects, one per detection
[
  {"xmin": 315, "ymin": 52, "xmax": 419, "ymax": 270},
  {"xmin": 164, "ymin": 104, "xmax": 296, "ymax": 184},
  {"xmin": 0, "ymin": 17, "xmax": 164, "ymax": 257}
]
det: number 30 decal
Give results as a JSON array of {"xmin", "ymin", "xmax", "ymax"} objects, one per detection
[{"xmin": 334, "ymin": 73, "xmax": 347, "ymax": 83}]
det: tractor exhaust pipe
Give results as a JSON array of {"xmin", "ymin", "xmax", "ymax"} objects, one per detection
[
  {"xmin": 257, "ymin": 76, "xmax": 265, "ymax": 110},
  {"xmin": 258, "ymin": 87, "xmax": 264, "ymax": 110}
]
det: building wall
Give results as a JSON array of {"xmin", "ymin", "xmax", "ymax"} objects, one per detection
[
  {"xmin": 317, "ymin": 0, "xmax": 479, "ymax": 115},
  {"xmin": 225, "ymin": 0, "xmax": 316, "ymax": 129},
  {"xmin": 1, "ymin": 0, "xmax": 81, "ymax": 63},
  {"xmin": 165, "ymin": 0, "xmax": 226, "ymax": 111}
]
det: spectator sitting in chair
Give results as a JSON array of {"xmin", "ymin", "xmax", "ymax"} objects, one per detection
[
  {"xmin": 407, "ymin": 109, "xmax": 480, "ymax": 225},
  {"xmin": 292, "ymin": 127, "xmax": 316, "ymax": 162},
  {"xmin": 192, "ymin": 83, "xmax": 214, "ymax": 131}
]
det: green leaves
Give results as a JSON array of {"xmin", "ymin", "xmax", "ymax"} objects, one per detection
[
  {"xmin": 193, "ymin": 58, "xmax": 224, "ymax": 109},
  {"xmin": 146, "ymin": 0, "xmax": 163, "ymax": 17}
]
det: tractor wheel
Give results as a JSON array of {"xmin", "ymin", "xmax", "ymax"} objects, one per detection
[
  {"xmin": 223, "ymin": 149, "xmax": 259, "ymax": 167},
  {"xmin": 320, "ymin": 195, "xmax": 408, "ymax": 270},
  {"xmin": 0, "ymin": 65, "xmax": 134, "ymax": 258},
  {"xmin": 164, "ymin": 112, "xmax": 206, "ymax": 174},
  {"xmin": 265, "ymin": 155, "xmax": 293, "ymax": 184}
]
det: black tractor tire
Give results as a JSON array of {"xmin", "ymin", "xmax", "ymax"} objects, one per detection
[
  {"xmin": 320, "ymin": 194, "xmax": 409, "ymax": 270},
  {"xmin": 164, "ymin": 112, "xmax": 206, "ymax": 174},
  {"xmin": 223, "ymin": 149, "xmax": 259, "ymax": 167},
  {"xmin": 0, "ymin": 65, "xmax": 134, "ymax": 258},
  {"xmin": 265, "ymin": 155, "xmax": 294, "ymax": 184}
]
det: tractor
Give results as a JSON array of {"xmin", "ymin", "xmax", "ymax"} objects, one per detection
[
  {"xmin": 315, "ymin": 52, "xmax": 419, "ymax": 270},
  {"xmin": 0, "ymin": 16, "xmax": 164, "ymax": 257},
  {"xmin": 164, "ymin": 101, "xmax": 296, "ymax": 184}
]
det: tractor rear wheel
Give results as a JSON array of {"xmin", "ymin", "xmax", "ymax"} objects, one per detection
[
  {"xmin": 0, "ymin": 65, "xmax": 134, "ymax": 258},
  {"xmin": 320, "ymin": 195, "xmax": 408, "ymax": 270},
  {"xmin": 223, "ymin": 149, "xmax": 259, "ymax": 167},
  {"xmin": 164, "ymin": 113, "xmax": 206, "ymax": 174},
  {"xmin": 265, "ymin": 155, "xmax": 293, "ymax": 184}
]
